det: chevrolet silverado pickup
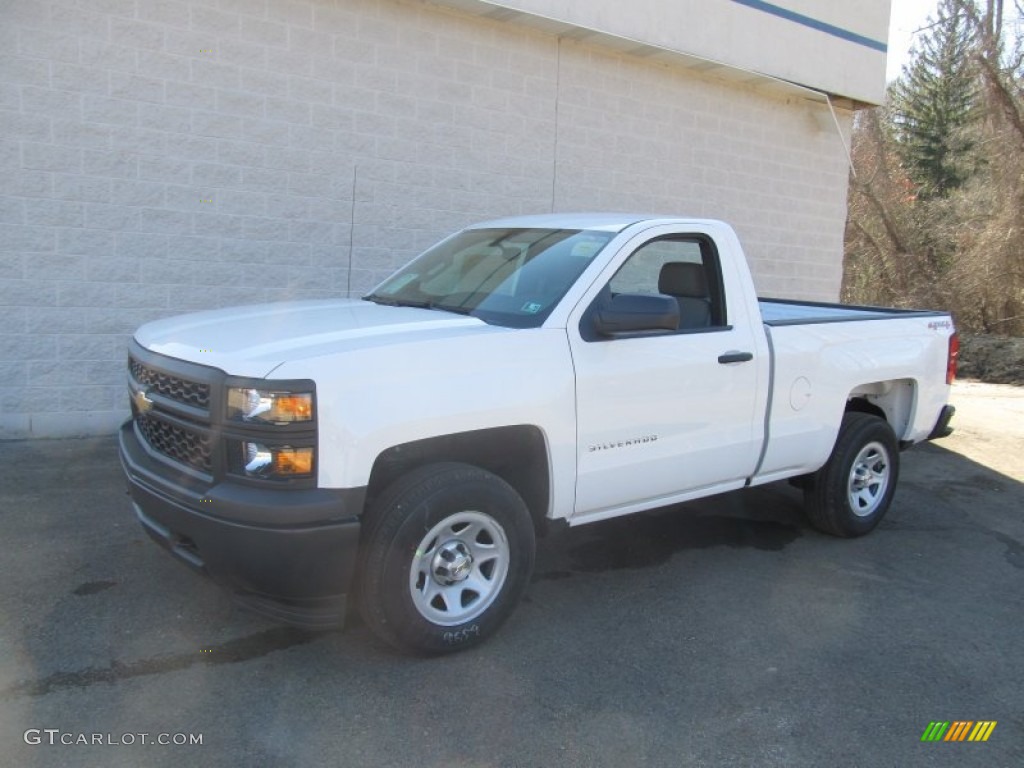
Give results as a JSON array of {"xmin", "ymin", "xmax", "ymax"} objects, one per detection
[{"xmin": 119, "ymin": 213, "xmax": 958, "ymax": 654}]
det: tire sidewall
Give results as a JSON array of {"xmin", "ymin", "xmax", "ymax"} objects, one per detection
[
  {"xmin": 366, "ymin": 467, "xmax": 535, "ymax": 654},
  {"xmin": 825, "ymin": 415, "xmax": 899, "ymax": 536}
]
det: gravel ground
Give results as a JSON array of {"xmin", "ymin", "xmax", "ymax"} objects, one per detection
[{"xmin": 944, "ymin": 381, "xmax": 1024, "ymax": 481}]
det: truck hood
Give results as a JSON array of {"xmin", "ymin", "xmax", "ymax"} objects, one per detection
[{"xmin": 135, "ymin": 299, "xmax": 493, "ymax": 377}]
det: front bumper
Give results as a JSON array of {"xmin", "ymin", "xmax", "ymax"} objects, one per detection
[{"xmin": 119, "ymin": 420, "xmax": 366, "ymax": 629}]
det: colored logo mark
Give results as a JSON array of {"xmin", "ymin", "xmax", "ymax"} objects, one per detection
[{"xmin": 921, "ymin": 721, "xmax": 996, "ymax": 742}]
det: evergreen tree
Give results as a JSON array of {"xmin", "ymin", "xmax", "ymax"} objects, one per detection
[{"xmin": 890, "ymin": 0, "xmax": 980, "ymax": 198}]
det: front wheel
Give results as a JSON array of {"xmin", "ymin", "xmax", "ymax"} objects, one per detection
[
  {"xmin": 357, "ymin": 463, "xmax": 535, "ymax": 654},
  {"xmin": 803, "ymin": 412, "xmax": 899, "ymax": 537}
]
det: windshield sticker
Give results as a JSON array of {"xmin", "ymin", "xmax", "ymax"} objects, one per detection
[{"xmin": 521, "ymin": 301, "xmax": 543, "ymax": 314}]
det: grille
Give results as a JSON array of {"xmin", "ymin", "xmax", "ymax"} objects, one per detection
[
  {"xmin": 137, "ymin": 417, "xmax": 213, "ymax": 473},
  {"xmin": 129, "ymin": 358, "xmax": 210, "ymax": 409}
]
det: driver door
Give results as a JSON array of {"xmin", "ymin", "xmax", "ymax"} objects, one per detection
[{"xmin": 568, "ymin": 230, "xmax": 764, "ymax": 520}]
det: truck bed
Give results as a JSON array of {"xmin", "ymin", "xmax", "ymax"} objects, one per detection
[{"xmin": 758, "ymin": 298, "xmax": 947, "ymax": 326}]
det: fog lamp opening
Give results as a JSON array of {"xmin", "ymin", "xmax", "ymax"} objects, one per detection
[{"xmin": 243, "ymin": 443, "xmax": 314, "ymax": 478}]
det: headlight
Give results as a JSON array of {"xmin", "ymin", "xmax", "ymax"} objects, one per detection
[
  {"xmin": 243, "ymin": 443, "xmax": 314, "ymax": 478},
  {"xmin": 227, "ymin": 388, "xmax": 314, "ymax": 424}
]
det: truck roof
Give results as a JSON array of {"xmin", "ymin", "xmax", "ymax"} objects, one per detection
[{"xmin": 467, "ymin": 213, "xmax": 717, "ymax": 233}]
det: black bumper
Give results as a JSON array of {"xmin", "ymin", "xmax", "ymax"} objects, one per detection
[
  {"xmin": 927, "ymin": 405, "xmax": 956, "ymax": 440},
  {"xmin": 119, "ymin": 420, "xmax": 366, "ymax": 629}
]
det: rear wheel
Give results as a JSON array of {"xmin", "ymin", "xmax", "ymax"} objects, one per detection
[
  {"xmin": 357, "ymin": 462, "xmax": 535, "ymax": 654},
  {"xmin": 803, "ymin": 412, "xmax": 899, "ymax": 537}
]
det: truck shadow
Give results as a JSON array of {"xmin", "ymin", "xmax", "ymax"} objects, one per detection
[
  {"xmin": 533, "ymin": 440, "xmax": 1023, "ymax": 580},
  {"xmin": 534, "ymin": 484, "xmax": 805, "ymax": 580}
]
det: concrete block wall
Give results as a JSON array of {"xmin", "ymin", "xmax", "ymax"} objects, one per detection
[
  {"xmin": 0, "ymin": 0, "xmax": 853, "ymax": 438},
  {"xmin": 550, "ymin": 40, "xmax": 852, "ymax": 298}
]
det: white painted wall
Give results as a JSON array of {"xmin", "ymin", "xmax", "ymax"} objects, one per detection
[{"xmin": 0, "ymin": 0, "xmax": 853, "ymax": 438}]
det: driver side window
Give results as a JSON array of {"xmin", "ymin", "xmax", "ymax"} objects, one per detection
[{"xmin": 609, "ymin": 236, "xmax": 726, "ymax": 331}]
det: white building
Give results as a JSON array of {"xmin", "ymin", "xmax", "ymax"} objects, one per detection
[{"xmin": 0, "ymin": 0, "xmax": 891, "ymax": 437}]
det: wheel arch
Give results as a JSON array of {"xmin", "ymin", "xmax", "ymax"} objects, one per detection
[
  {"xmin": 846, "ymin": 378, "xmax": 917, "ymax": 440},
  {"xmin": 365, "ymin": 425, "xmax": 552, "ymax": 534}
]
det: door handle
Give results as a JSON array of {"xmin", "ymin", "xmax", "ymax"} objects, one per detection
[{"xmin": 718, "ymin": 351, "xmax": 753, "ymax": 364}]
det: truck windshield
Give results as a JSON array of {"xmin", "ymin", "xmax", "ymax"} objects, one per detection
[{"xmin": 364, "ymin": 228, "xmax": 614, "ymax": 328}]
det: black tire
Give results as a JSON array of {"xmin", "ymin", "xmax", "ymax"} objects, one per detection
[
  {"xmin": 803, "ymin": 412, "xmax": 899, "ymax": 537},
  {"xmin": 357, "ymin": 462, "xmax": 535, "ymax": 655}
]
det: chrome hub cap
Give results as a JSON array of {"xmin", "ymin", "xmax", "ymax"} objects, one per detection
[
  {"xmin": 432, "ymin": 540, "xmax": 474, "ymax": 585},
  {"xmin": 848, "ymin": 441, "xmax": 890, "ymax": 517},
  {"xmin": 409, "ymin": 511, "xmax": 510, "ymax": 626}
]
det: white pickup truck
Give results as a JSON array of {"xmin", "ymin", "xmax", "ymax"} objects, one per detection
[{"xmin": 119, "ymin": 213, "xmax": 958, "ymax": 654}]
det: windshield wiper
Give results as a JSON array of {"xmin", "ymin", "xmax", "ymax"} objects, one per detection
[
  {"xmin": 362, "ymin": 294, "xmax": 420, "ymax": 307},
  {"xmin": 362, "ymin": 295, "xmax": 474, "ymax": 316},
  {"xmin": 428, "ymin": 302, "xmax": 475, "ymax": 315}
]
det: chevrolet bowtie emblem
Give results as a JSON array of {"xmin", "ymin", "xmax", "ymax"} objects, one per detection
[{"xmin": 133, "ymin": 389, "xmax": 154, "ymax": 415}]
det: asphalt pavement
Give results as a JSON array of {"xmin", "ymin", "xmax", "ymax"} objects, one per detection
[{"xmin": 0, "ymin": 383, "xmax": 1021, "ymax": 767}]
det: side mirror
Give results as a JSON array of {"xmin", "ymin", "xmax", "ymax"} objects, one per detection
[{"xmin": 593, "ymin": 293, "xmax": 679, "ymax": 336}]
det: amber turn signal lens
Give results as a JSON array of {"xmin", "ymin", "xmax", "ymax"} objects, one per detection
[
  {"xmin": 272, "ymin": 395, "xmax": 313, "ymax": 422},
  {"xmin": 242, "ymin": 442, "xmax": 315, "ymax": 478},
  {"xmin": 273, "ymin": 447, "xmax": 314, "ymax": 475}
]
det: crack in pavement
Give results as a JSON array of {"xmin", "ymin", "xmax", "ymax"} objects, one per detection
[{"xmin": 1, "ymin": 627, "xmax": 318, "ymax": 699}]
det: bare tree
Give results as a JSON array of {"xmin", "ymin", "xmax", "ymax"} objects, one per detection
[{"xmin": 843, "ymin": 0, "xmax": 1024, "ymax": 336}]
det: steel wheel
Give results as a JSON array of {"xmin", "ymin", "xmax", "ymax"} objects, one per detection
[
  {"xmin": 359, "ymin": 462, "xmax": 535, "ymax": 654},
  {"xmin": 847, "ymin": 440, "xmax": 891, "ymax": 517},
  {"xmin": 408, "ymin": 510, "xmax": 510, "ymax": 626},
  {"xmin": 804, "ymin": 412, "xmax": 900, "ymax": 537}
]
